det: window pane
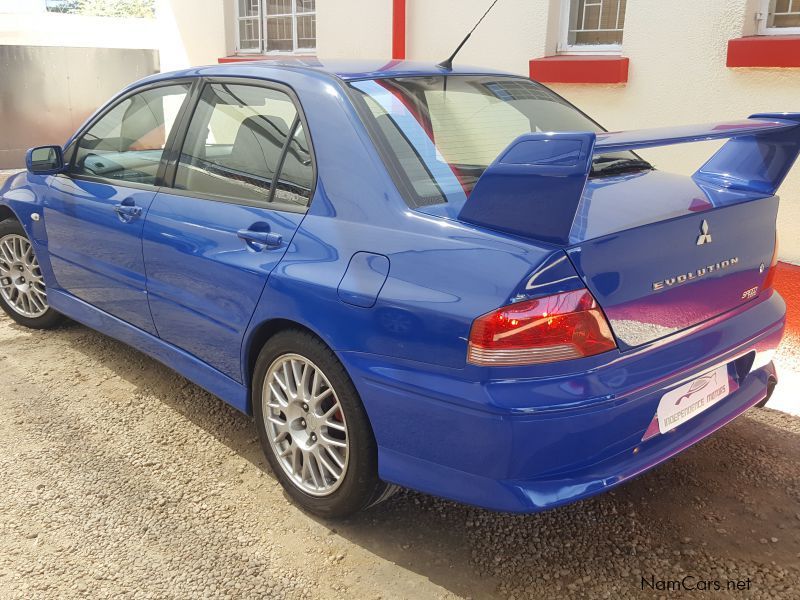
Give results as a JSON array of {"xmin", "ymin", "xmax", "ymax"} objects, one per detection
[
  {"xmin": 238, "ymin": 19, "xmax": 261, "ymax": 50},
  {"xmin": 267, "ymin": 0, "xmax": 292, "ymax": 15},
  {"xmin": 175, "ymin": 84, "xmax": 300, "ymax": 204},
  {"xmin": 273, "ymin": 123, "xmax": 314, "ymax": 206},
  {"xmin": 296, "ymin": 0, "xmax": 315, "ymax": 13},
  {"xmin": 296, "ymin": 14, "xmax": 316, "ymax": 49},
  {"xmin": 73, "ymin": 85, "xmax": 189, "ymax": 185},
  {"xmin": 568, "ymin": 0, "xmax": 626, "ymax": 46},
  {"xmin": 768, "ymin": 0, "xmax": 800, "ymax": 27},
  {"xmin": 359, "ymin": 92, "xmax": 446, "ymax": 206},
  {"xmin": 266, "ymin": 16, "xmax": 294, "ymax": 52},
  {"xmin": 774, "ymin": 0, "xmax": 791, "ymax": 13},
  {"xmin": 238, "ymin": 0, "xmax": 260, "ymax": 18}
]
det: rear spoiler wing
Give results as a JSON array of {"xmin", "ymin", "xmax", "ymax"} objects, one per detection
[{"xmin": 458, "ymin": 113, "xmax": 800, "ymax": 245}]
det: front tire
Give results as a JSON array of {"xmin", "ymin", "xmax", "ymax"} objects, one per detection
[
  {"xmin": 253, "ymin": 330, "xmax": 395, "ymax": 518},
  {"xmin": 0, "ymin": 219, "xmax": 63, "ymax": 329}
]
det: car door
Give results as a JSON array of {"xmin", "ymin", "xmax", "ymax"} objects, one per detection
[
  {"xmin": 43, "ymin": 82, "xmax": 192, "ymax": 335},
  {"xmin": 142, "ymin": 79, "xmax": 315, "ymax": 381}
]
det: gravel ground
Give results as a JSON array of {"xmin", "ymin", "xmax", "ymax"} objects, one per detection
[{"xmin": 1, "ymin": 316, "xmax": 799, "ymax": 599}]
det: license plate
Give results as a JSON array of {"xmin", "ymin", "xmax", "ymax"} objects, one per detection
[{"xmin": 657, "ymin": 365, "xmax": 730, "ymax": 434}]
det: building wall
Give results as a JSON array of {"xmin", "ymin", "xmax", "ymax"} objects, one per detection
[
  {"xmin": 155, "ymin": 0, "xmax": 232, "ymax": 72},
  {"xmin": 317, "ymin": 1, "xmax": 393, "ymax": 58}
]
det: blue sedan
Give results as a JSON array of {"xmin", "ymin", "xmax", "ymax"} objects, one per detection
[{"xmin": 0, "ymin": 60, "xmax": 794, "ymax": 518}]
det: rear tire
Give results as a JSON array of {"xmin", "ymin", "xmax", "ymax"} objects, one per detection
[
  {"xmin": 253, "ymin": 329, "xmax": 397, "ymax": 518},
  {"xmin": 0, "ymin": 219, "xmax": 63, "ymax": 330}
]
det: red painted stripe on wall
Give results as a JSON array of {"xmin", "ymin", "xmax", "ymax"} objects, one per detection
[{"xmin": 393, "ymin": 0, "xmax": 406, "ymax": 60}]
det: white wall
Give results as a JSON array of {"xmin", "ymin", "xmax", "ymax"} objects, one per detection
[
  {"xmin": 406, "ymin": 0, "xmax": 552, "ymax": 73},
  {"xmin": 155, "ymin": 0, "xmax": 231, "ymax": 72},
  {"xmin": 316, "ymin": 0, "xmax": 393, "ymax": 58},
  {"xmin": 0, "ymin": 11, "xmax": 159, "ymax": 49}
]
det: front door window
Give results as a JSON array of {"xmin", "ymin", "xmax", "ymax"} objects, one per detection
[{"xmin": 72, "ymin": 84, "xmax": 190, "ymax": 186}]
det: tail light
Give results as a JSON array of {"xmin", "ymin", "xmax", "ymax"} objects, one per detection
[
  {"xmin": 761, "ymin": 234, "xmax": 779, "ymax": 292},
  {"xmin": 467, "ymin": 289, "xmax": 617, "ymax": 366}
]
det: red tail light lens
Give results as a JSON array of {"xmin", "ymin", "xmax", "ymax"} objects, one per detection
[
  {"xmin": 467, "ymin": 289, "xmax": 617, "ymax": 366},
  {"xmin": 761, "ymin": 234, "xmax": 779, "ymax": 292}
]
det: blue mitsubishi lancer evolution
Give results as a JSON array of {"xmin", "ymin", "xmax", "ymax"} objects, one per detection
[{"xmin": 0, "ymin": 59, "xmax": 793, "ymax": 517}]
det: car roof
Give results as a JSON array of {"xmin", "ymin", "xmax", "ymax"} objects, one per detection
[{"xmin": 149, "ymin": 58, "xmax": 513, "ymax": 84}]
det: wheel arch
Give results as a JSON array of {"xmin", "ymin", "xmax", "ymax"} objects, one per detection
[
  {"xmin": 243, "ymin": 317, "xmax": 332, "ymax": 412},
  {"xmin": 0, "ymin": 204, "xmax": 18, "ymax": 223}
]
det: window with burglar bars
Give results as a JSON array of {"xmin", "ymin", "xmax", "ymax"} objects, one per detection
[
  {"xmin": 560, "ymin": 0, "xmax": 627, "ymax": 51},
  {"xmin": 761, "ymin": 0, "xmax": 800, "ymax": 33},
  {"xmin": 236, "ymin": 0, "xmax": 316, "ymax": 54}
]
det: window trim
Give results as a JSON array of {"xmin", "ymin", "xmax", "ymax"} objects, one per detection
[
  {"xmin": 558, "ymin": 0, "xmax": 624, "ymax": 55},
  {"xmin": 60, "ymin": 78, "xmax": 198, "ymax": 192},
  {"xmin": 162, "ymin": 76, "xmax": 317, "ymax": 214},
  {"xmin": 758, "ymin": 0, "xmax": 800, "ymax": 36}
]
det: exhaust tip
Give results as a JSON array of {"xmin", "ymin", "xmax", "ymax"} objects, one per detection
[{"xmin": 756, "ymin": 376, "xmax": 778, "ymax": 408}]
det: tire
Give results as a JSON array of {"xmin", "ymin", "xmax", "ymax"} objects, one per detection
[
  {"xmin": 253, "ymin": 329, "xmax": 397, "ymax": 518},
  {"xmin": 0, "ymin": 219, "xmax": 63, "ymax": 330}
]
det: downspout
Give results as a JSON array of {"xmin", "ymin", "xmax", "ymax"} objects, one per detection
[{"xmin": 392, "ymin": 0, "xmax": 406, "ymax": 59}]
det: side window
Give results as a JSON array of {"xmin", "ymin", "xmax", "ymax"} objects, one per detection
[
  {"xmin": 274, "ymin": 123, "xmax": 313, "ymax": 206},
  {"xmin": 73, "ymin": 84, "xmax": 190, "ymax": 185},
  {"xmin": 174, "ymin": 83, "xmax": 314, "ymax": 208},
  {"xmin": 358, "ymin": 91, "xmax": 445, "ymax": 206}
]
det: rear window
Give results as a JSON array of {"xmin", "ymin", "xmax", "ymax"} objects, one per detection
[
  {"xmin": 175, "ymin": 83, "xmax": 313, "ymax": 208},
  {"xmin": 349, "ymin": 76, "xmax": 622, "ymax": 208}
]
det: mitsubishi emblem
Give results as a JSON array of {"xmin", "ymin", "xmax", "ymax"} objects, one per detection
[{"xmin": 696, "ymin": 220, "xmax": 712, "ymax": 245}]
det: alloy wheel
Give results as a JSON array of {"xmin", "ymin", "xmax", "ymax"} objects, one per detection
[
  {"xmin": 262, "ymin": 354, "xmax": 350, "ymax": 496},
  {"xmin": 0, "ymin": 234, "xmax": 48, "ymax": 318}
]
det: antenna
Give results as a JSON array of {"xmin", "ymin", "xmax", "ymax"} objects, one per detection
[{"xmin": 437, "ymin": 0, "xmax": 501, "ymax": 71}]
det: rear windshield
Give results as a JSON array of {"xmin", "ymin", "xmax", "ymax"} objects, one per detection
[{"xmin": 349, "ymin": 75, "xmax": 623, "ymax": 208}]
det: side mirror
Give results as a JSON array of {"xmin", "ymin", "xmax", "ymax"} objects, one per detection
[{"xmin": 26, "ymin": 145, "xmax": 64, "ymax": 175}]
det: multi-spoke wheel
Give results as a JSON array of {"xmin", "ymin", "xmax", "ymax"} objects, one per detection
[
  {"xmin": 0, "ymin": 219, "xmax": 63, "ymax": 329},
  {"xmin": 253, "ymin": 330, "xmax": 397, "ymax": 518},
  {"xmin": 264, "ymin": 354, "xmax": 349, "ymax": 496}
]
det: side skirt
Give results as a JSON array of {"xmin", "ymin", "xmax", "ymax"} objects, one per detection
[{"xmin": 48, "ymin": 289, "xmax": 250, "ymax": 414}]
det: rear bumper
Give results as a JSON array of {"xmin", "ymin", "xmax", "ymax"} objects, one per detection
[{"xmin": 341, "ymin": 291, "xmax": 786, "ymax": 513}]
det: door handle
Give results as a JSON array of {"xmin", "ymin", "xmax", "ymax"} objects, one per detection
[
  {"xmin": 237, "ymin": 229, "xmax": 283, "ymax": 249},
  {"xmin": 114, "ymin": 200, "xmax": 143, "ymax": 223}
]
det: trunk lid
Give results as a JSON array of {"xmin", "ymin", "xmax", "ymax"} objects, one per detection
[{"xmin": 566, "ymin": 171, "xmax": 778, "ymax": 349}]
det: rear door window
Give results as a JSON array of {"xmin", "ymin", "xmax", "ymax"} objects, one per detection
[{"xmin": 174, "ymin": 83, "xmax": 314, "ymax": 208}]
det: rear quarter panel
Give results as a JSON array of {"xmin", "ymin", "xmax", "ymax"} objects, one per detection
[{"xmin": 237, "ymin": 65, "xmax": 566, "ymax": 380}]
